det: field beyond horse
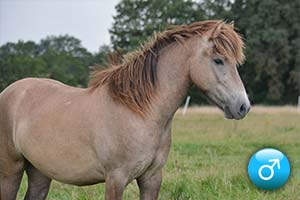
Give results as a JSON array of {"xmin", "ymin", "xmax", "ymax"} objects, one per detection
[{"xmin": 16, "ymin": 106, "xmax": 300, "ymax": 200}]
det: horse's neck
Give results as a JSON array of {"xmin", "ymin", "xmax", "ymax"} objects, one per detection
[{"xmin": 151, "ymin": 43, "xmax": 191, "ymax": 126}]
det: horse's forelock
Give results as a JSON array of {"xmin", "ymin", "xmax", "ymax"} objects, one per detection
[{"xmin": 209, "ymin": 22, "xmax": 245, "ymax": 65}]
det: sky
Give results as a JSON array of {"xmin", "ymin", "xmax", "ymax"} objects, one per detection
[{"xmin": 0, "ymin": 0, "xmax": 120, "ymax": 53}]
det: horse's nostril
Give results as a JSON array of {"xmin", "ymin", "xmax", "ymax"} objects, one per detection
[{"xmin": 239, "ymin": 103, "xmax": 246, "ymax": 115}]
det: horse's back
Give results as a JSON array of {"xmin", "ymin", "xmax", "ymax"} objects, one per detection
[
  {"xmin": 0, "ymin": 78, "xmax": 69, "ymax": 106},
  {"xmin": 0, "ymin": 77, "xmax": 84, "ymax": 112}
]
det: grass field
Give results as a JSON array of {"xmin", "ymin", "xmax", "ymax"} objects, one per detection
[{"xmin": 17, "ymin": 106, "xmax": 300, "ymax": 200}]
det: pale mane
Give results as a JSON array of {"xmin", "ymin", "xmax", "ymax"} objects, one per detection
[{"xmin": 89, "ymin": 20, "xmax": 245, "ymax": 116}]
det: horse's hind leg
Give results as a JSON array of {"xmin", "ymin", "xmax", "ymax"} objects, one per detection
[
  {"xmin": 24, "ymin": 163, "xmax": 51, "ymax": 200},
  {"xmin": 0, "ymin": 160, "xmax": 24, "ymax": 200}
]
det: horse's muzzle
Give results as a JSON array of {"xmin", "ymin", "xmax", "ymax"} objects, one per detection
[{"xmin": 225, "ymin": 96, "xmax": 251, "ymax": 120}]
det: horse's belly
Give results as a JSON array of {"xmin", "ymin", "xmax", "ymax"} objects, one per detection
[
  {"xmin": 17, "ymin": 130, "xmax": 105, "ymax": 185},
  {"xmin": 42, "ymin": 165, "xmax": 105, "ymax": 186},
  {"xmin": 24, "ymin": 146, "xmax": 105, "ymax": 185},
  {"xmin": 36, "ymin": 158, "xmax": 105, "ymax": 186}
]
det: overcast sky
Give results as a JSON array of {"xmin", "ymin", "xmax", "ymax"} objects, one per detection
[{"xmin": 0, "ymin": 0, "xmax": 120, "ymax": 52}]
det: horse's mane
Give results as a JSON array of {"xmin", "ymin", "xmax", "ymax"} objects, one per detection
[{"xmin": 89, "ymin": 20, "xmax": 244, "ymax": 116}]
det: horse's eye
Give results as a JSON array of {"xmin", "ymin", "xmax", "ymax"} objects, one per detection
[{"xmin": 213, "ymin": 58, "xmax": 224, "ymax": 65}]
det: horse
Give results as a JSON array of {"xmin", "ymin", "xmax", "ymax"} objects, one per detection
[{"xmin": 0, "ymin": 20, "xmax": 250, "ymax": 200}]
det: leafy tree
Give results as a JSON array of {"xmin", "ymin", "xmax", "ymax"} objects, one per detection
[
  {"xmin": 93, "ymin": 45, "xmax": 112, "ymax": 66},
  {"xmin": 0, "ymin": 41, "xmax": 47, "ymax": 89},
  {"xmin": 38, "ymin": 35, "xmax": 93, "ymax": 87},
  {"xmin": 110, "ymin": 0, "xmax": 206, "ymax": 51},
  {"xmin": 0, "ymin": 35, "xmax": 94, "ymax": 90},
  {"xmin": 229, "ymin": 0, "xmax": 300, "ymax": 104}
]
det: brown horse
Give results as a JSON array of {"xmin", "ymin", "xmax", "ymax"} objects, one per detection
[{"xmin": 0, "ymin": 20, "xmax": 250, "ymax": 200}]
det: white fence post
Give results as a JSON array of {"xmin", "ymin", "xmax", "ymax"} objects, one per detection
[{"xmin": 182, "ymin": 96, "xmax": 191, "ymax": 116}]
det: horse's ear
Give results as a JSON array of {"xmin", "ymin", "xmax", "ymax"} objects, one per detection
[
  {"xmin": 210, "ymin": 21, "xmax": 224, "ymax": 39},
  {"xmin": 229, "ymin": 21, "xmax": 235, "ymax": 28}
]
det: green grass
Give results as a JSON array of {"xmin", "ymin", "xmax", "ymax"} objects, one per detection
[{"xmin": 17, "ymin": 107, "xmax": 300, "ymax": 199}]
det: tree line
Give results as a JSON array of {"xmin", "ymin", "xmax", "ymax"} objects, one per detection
[{"xmin": 0, "ymin": 0, "xmax": 299, "ymax": 105}]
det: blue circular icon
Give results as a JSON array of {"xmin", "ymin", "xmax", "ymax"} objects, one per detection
[{"xmin": 247, "ymin": 148, "xmax": 290, "ymax": 190}]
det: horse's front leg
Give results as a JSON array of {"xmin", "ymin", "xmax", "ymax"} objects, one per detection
[
  {"xmin": 137, "ymin": 170, "xmax": 162, "ymax": 200},
  {"xmin": 105, "ymin": 171, "xmax": 127, "ymax": 200}
]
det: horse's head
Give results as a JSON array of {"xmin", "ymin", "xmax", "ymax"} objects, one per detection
[{"xmin": 189, "ymin": 21, "xmax": 250, "ymax": 119}]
